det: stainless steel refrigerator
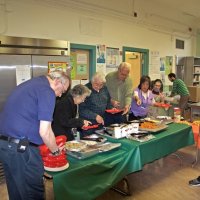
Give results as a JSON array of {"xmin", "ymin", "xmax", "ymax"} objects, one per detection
[{"xmin": 0, "ymin": 35, "xmax": 70, "ymax": 111}]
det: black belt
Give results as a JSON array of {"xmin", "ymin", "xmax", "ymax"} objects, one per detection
[{"xmin": 0, "ymin": 135, "xmax": 38, "ymax": 147}]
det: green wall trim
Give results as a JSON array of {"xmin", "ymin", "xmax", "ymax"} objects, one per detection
[
  {"xmin": 122, "ymin": 46, "xmax": 149, "ymax": 75},
  {"xmin": 71, "ymin": 43, "xmax": 96, "ymax": 79}
]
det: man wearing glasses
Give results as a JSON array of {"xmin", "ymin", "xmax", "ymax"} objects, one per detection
[
  {"xmin": 0, "ymin": 70, "xmax": 70, "ymax": 200},
  {"xmin": 106, "ymin": 62, "xmax": 133, "ymax": 122}
]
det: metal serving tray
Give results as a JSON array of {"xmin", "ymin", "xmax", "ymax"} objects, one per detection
[
  {"xmin": 66, "ymin": 141, "xmax": 121, "ymax": 159},
  {"xmin": 67, "ymin": 147, "xmax": 99, "ymax": 159},
  {"xmin": 139, "ymin": 124, "xmax": 168, "ymax": 133}
]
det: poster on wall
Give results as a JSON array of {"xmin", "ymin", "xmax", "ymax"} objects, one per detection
[
  {"xmin": 97, "ymin": 45, "xmax": 106, "ymax": 64},
  {"xmin": 96, "ymin": 44, "xmax": 106, "ymax": 74},
  {"xmin": 16, "ymin": 65, "xmax": 31, "ymax": 85},
  {"xmin": 70, "ymin": 53, "xmax": 76, "ymax": 79},
  {"xmin": 77, "ymin": 64, "xmax": 87, "ymax": 75},
  {"xmin": 77, "ymin": 53, "xmax": 87, "ymax": 64},
  {"xmin": 159, "ymin": 56, "xmax": 174, "ymax": 88},
  {"xmin": 48, "ymin": 62, "xmax": 69, "ymax": 72},
  {"xmin": 160, "ymin": 57, "xmax": 165, "ymax": 72},
  {"xmin": 96, "ymin": 63, "xmax": 106, "ymax": 75},
  {"xmin": 149, "ymin": 51, "xmax": 161, "ymax": 80},
  {"xmin": 165, "ymin": 56, "xmax": 173, "ymax": 75},
  {"xmin": 149, "ymin": 51, "xmax": 160, "ymax": 74},
  {"xmin": 106, "ymin": 47, "xmax": 120, "ymax": 68}
]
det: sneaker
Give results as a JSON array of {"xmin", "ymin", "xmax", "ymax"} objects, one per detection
[{"xmin": 189, "ymin": 176, "xmax": 200, "ymax": 186}]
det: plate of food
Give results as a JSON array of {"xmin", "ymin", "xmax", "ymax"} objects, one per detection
[
  {"xmin": 65, "ymin": 141, "xmax": 87, "ymax": 152},
  {"xmin": 105, "ymin": 109, "xmax": 123, "ymax": 114},
  {"xmin": 139, "ymin": 121, "xmax": 168, "ymax": 132}
]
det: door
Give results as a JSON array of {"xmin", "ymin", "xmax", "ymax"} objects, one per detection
[
  {"xmin": 123, "ymin": 47, "xmax": 149, "ymax": 89},
  {"xmin": 125, "ymin": 51, "xmax": 142, "ymax": 89}
]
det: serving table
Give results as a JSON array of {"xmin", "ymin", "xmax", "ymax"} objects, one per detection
[{"xmin": 47, "ymin": 123, "xmax": 194, "ymax": 200}]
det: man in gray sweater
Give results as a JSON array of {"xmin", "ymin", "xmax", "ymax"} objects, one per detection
[{"xmin": 106, "ymin": 62, "xmax": 133, "ymax": 122}]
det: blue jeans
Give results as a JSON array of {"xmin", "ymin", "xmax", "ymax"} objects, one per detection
[{"xmin": 0, "ymin": 139, "xmax": 44, "ymax": 200}]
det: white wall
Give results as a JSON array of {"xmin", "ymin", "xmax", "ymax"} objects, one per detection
[{"xmin": 0, "ymin": 0, "xmax": 196, "ymax": 62}]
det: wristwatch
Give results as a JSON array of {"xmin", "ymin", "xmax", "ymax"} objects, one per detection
[{"xmin": 51, "ymin": 149, "xmax": 60, "ymax": 156}]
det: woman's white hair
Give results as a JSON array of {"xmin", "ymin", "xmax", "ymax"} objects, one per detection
[
  {"xmin": 70, "ymin": 84, "xmax": 91, "ymax": 97},
  {"xmin": 91, "ymin": 72, "xmax": 106, "ymax": 83}
]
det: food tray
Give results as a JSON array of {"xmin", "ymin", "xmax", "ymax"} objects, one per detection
[
  {"xmin": 66, "ymin": 140, "xmax": 121, "ymax": 159},
  {"xmin": 139, "ymin": 124, "xmax": 168, "ymax": 133},
  {"xmin": 65, "ymin": 141, "xmax": 87, "ymax": 152},
  {"xmin": 98, "ymin": 142, "xmax": 121, "ymax": 152},
  {"xmin": 145, "ymin": 117, "xmax": 173, "ymax": 125},
  {"xmin": 67, "ymin": 147, "xmax": 99, "ymax": 159}
]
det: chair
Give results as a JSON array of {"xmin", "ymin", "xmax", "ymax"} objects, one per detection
[{"xmin": 191, "ymin": 122, "xmax": 200, "ymax": 167}]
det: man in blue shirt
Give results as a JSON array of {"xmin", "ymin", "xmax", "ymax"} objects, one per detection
[{"xmin": 0, "ymin": 70, "xmax": 70, "ymax": 200}]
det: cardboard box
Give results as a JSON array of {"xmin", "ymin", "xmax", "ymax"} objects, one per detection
[{"xmin": 187, "ymin": 86, "xmax": 200, "ymax": 102}]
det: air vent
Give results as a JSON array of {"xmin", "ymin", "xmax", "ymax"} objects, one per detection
[{"xmin": 176, "ymin": 39, "xmax": 184, "ymax": 49}]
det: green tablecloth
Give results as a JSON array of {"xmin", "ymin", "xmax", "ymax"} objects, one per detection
[{"xmin": 49, "ymin": 123, "xmax": 194, "ymax": 200}]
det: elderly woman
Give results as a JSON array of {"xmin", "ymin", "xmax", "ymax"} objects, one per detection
[
  {"xmin": 52, "ymin": 84, "xmax": 91, "ymax": 141},
  {"xmin": 129, "ymin": 75, "xmax": 154, "ymax": 120}
]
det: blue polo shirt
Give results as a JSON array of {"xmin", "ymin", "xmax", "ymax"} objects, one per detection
[{"xmin": 0, "ymin": 76, "xmax": 56, "ymax": 145}]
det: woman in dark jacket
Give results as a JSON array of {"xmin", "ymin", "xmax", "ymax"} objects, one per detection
[{"xmin": 52, "ymin": 84, "xmax": 91, "ymax": 141}]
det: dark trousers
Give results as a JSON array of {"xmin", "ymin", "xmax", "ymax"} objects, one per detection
[
  {"xmin": 0, "ymin": 139, "xmax": 44, "ymax": 200},
  {"xmin": 178, "ymin": 95, "xmax": 190, "ymax": 117}
]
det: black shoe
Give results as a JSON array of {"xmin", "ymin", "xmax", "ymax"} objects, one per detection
[{"xmin": 189, "ymin": 176, "xmax": 200, "ymax": 186}]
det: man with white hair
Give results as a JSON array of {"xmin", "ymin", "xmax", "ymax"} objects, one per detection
[
  {"xmin": 106, "ymin": 62, "xmax": 133, "ymax": 122},
  {"xmin": 0, "ymin": 70, "xmax": 70, "ymax": 200},
  {"xmin": 79, "ymin": 72, "xmax": 117, "ymax": 127}
]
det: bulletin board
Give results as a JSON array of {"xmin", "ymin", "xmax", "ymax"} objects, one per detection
[{"xmin": 70, "ymin": 49, "xmax": 89, "ymax": 80}]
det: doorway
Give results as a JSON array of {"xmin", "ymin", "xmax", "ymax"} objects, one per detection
[{"xmin": 123, "ymin": 47, "xmax": 149, "ymax": 89}]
